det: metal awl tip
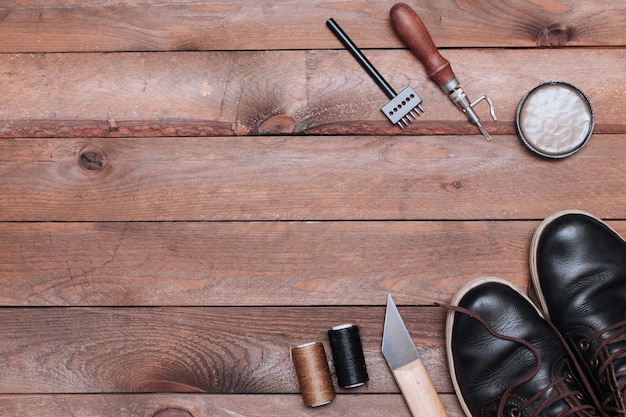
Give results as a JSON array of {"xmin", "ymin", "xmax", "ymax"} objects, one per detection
[{"xmin": 476, "ymin": 121, "xmax": 491, "ymax": 142}]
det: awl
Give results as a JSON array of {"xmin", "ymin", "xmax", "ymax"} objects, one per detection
[
  {"xmin": 390, "ymin": 3, "xmax": 496, "ymax": 141},
  {"xmin": 382, "ymin": 294, "xmax": 448, "ymax": 417}
]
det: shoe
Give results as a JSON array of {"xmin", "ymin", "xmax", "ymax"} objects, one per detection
[
  {"xmin": 447, "ymin": 277, "xmax": 599, "ymax": 416},
  {"xmin": 531, "ymin": 210, "xmax": 626, "ymax": 414}
]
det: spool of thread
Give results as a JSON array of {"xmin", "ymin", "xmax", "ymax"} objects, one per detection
[
  {"xmin": 328, "ymin": 324, "xmax": 369, "ymax": 388},
  {"xmin": 291, "ymin": 342, "xmax": 336, "ymax": 407}
]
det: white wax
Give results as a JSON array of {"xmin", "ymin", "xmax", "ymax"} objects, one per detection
[{"xmin": 519, "ymin": 83, "xmax": 592, "ymax": 156}]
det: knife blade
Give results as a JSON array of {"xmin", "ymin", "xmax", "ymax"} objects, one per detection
[{"xmin": 382, "ymin": 294, "xmax": 448, "ymax": 416}]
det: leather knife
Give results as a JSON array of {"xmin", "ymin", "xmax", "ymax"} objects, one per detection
[{"xmin": 382, "ymin": 294, "xmax": 448, "ymax": 416}]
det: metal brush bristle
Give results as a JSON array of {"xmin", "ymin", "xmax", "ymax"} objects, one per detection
[{"xmin": 396, "ymin": 108, "xmax": 423, "ymax": 129}]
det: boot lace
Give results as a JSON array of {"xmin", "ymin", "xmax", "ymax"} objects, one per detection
[
  {"xmin": 443, "ymin": 304, "xmax": 600, "ymax": 417},
  {"xmin": 585, "ymin": 319, "xmax": 626, "ymax": 415}
]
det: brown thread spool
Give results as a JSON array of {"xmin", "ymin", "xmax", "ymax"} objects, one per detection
[{"xmin": 291, "ymin": 341, "xmax": 336, "ymax": 407}]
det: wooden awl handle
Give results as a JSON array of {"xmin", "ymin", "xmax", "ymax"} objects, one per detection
[{"xmin": 390, "ymin": 3, "xmax": 456, "ymax": 88}]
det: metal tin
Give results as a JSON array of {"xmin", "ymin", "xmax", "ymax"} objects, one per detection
[{"xmin": 515, "ymin": 81, "xmax": 594, "ymax": 158}]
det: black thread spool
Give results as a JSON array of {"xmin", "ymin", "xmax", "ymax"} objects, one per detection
[{"xmin": 328, "ymin": 324, "xmax": 369, "ymax": 388}]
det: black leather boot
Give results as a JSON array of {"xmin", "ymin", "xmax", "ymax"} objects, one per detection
[
  {"xmin": 447, "ymin": 277, "xmax": 599, "ymax": 416},
  {"xmin": 531, "ymin": 210, "xmax": 626, "ymax": 415}
]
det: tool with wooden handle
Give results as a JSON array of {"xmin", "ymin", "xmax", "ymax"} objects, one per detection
[
  {"xmin": 326, "ymin": 18, "xmax": 424, "ymax": 129},
  {"xmin": 382, "ymin": 295, "xmax": 449, "ymax": 417},
  {"xmin": 390, "ymin": 2, "xmax": 496, "ymax": 141}
]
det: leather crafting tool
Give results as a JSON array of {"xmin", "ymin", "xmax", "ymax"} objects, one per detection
[
  {"xmin": 327, "ymin": 18, "xmax": 425, "ymax": 129},
  {"xmin": 390, "ymin": 3, "xmax": 496, "ymax": 141},
  {"xmin": 382, "ymin": 294, "xmax": 449, "ymax": 417}
]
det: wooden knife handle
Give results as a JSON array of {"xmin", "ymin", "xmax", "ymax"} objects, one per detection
[
  {"xmin": 392, "ymin": 359, "xmax": 449, "ymax": 417},
  {"xmin": 390, "ymin": 2, "xmax": 456, "ymax": 88}
]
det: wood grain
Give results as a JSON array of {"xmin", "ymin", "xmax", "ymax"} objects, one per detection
[
  {"xmin": 2, "ymin": 220, "xmax": 626, "ymax": 307},
  {"xmin": 1, "ymin": 135, "xmax": 625, "ymax": 222},
  {"xmin": 0, "ymin": 49, "xmax": 623, "ymax": 137},
  {"xmin": 0, "ymin": 0, "xmax": 623, "ymax": 53},
  {"xmin": 0, "ymin": 306, "xmax": 449, "ymax": 394},
  {"xmin": 1, "ymin": 0, "xmax": 624, "ymax": 415},
  {"xmin": 0, "ymin": 393, "xmax": 465, "ymax": 416}
]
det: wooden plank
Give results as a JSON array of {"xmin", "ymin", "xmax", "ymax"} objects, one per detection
[
  {"xmin": 0, "ymin": 0, "xmax": 624, "ymax": 52},
  {"xmin": 0, "ymin": 220, "xmax": 525, "ymax": 306},
  {"xmin": 0, "ymin": 49, "xmax": 623, "ymax": 137},
  {"xmin": 2, "ymin": 221, "xmax": 626, "ymax": 307},
  {"xmin": 0, "ymin": 1, "xmax": 623, "ymax": 415},
  {"xmin": 0, "ymin": 306, "xmax": 452, "ymax": 394},
  {"xmin": 1, "ymin": 134, "xmax": 625, "ymax": 221},
  {"xmin": 0, "ymin": 393, "xmax": 465, "ymax": 417}
]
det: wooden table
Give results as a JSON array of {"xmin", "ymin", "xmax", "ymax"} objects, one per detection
[{"xmin": 0, "ymin": 1, "xmax": 624, "ymax": 415}]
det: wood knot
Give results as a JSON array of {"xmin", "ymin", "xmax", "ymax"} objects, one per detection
[
  {"xmin": 79, "ymin": 149, "xmax": 107, "ymax": 171},
  {"xmin": 152, "ymin": 409, "xmax": 193, "ymax": 417},
  {"xmin": 442, "ymin": 179, "xmax": 465, "ymax": 192},
  {"xmin": 258, "ymin": 114, "xmax": 296, "ymax": 134},
  {"xmin": 536, "ymin": 23, "xmax": 573, "ymax": 46}
]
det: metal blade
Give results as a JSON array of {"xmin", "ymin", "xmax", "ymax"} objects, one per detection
[{"xmin": 382, "ymin": 294, "xmax": 420, "ymax": 370}]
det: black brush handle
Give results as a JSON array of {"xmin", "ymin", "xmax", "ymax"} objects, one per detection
[{"xmin": 326, "ymin": 18, "xmax": 397, "ymax": 99}]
